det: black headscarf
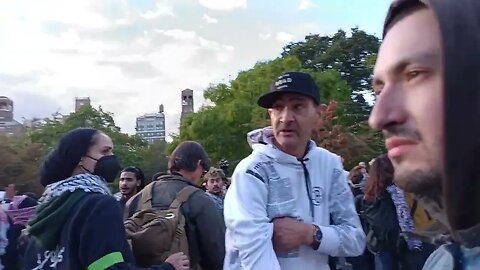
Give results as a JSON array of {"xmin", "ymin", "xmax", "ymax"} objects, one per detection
[
  {"xmin": 40, "ymin": 128, "xmax": 98, "ymax": 186},
  {"xmin": 384, "ymin": 0, "xmax": 480, "ymax": 237}
]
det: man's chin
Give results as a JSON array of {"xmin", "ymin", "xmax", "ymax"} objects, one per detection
[{"xmin": 393, "ymin": 166, "xmax": 442, "ymax": 196}]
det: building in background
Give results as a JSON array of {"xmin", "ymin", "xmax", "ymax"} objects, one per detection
[
  {"xmin": 0, "ymin": 96, "xmax": 23, "ymax": 136},
  {"xmin": 180, "ymin": 89, "xmax": 194, "ymax": 125},
  {"xmin": 75, "ymin": 97, "xmax": 91, "ymax": 112},
  {"xmin": 136, "ymin": 105, "xmax": 166, "ymax": 144}
]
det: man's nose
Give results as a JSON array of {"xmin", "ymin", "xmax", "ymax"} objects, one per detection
[
  {"xmin": 369, "ymin": 83, "xmax": 408, "ymax": 130},
  {"xmin": 280, "ymin": 107, "xmax": 295, "ymax": 123}
]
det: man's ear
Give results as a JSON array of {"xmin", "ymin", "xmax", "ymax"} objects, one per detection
[{"xmin": 267, "ymin": 108, "xmax": 273, "ymax": 118}]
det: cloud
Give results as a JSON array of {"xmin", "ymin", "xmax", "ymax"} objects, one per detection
[
  {"xmin": 299, "ymin": 0, "xmax": 316, "ymax": 10},
  {"xmin": 97, "ymin": 60, "xmax": 160, "ymax": 79},
  {"xmin": 140, "ymin": 2, "xmax": 174, "ymax": 19},
  {"xmin": 198, "ymin": 0, "xmax": 247, "ymax": 11},
  {"xmin": 0, "ymin": 73, "xmax": 39, "ymax": 85},
  {"xmin": 202, "ymin": 14, "xmax": 218, "ymax": 24},
  {"xmin": 154, "ymin": 29, "xmax": 197, "ymax": 41},
  {"xmin": 259, "ymin": 33, "xmax": 271, "ymax": 40},
  {"xmin": 275, "ymin": 32, "xmax": 294, "ymax": 42},
  {"xmin": 0, "ymin": 0, "xmax": 388, "ymax": 139}
]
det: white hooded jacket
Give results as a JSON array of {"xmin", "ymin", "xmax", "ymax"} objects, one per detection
[{"xmin": 223, "ymin": 127, "xmax": 365, "ymax": 270}]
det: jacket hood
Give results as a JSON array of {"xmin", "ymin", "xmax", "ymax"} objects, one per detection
[
  {"xmin": 246, "ymin": 127, "xmax": 318, "ymax": 164},
  {"xmin": 384, "ymin": 0, "xmax": 480, "ymax": 238}
]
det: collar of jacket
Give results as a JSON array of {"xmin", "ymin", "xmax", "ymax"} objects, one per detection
[{"xmin": 159, "ymin": 172, "xmax": 203, "ymax": 189}]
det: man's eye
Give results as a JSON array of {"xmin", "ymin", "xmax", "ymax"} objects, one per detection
[{"xmin": 406, "ymin": 70, "xmax": 424, "ymax": 81}]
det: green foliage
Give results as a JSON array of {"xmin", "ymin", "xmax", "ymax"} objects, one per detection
[
  {"xmin": 2, "ymin": 105, "xmax": 169, "ymax": 194},
  {"xmin": 170, "ymin": 55, "xmax": 369, "ymax": 168},
  {"xmin": 282, "ymin": 28, "xmax": 381, "ymax": 121},
  {"xmin": 0, "ymin": 135, "xmax": 44, "ymax": 194},
  {"xmin": 141, "ymin": 140, "xmax": 169, "ymax": 182},
  {"xmin": 30, "ymin": 105, "xmax": 148, "ymax": 168}
]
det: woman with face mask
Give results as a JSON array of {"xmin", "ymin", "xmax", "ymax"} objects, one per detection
[{"xmin": 23, "ymin": 128, "xmax": 189, "ymax": 270}]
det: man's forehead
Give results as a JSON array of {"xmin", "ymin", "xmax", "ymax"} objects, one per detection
[
  {"xmin": 120, "ymin": 172, "xmax": 135, "ymax": 178},
  {"xmin": 376, "ymin": 8, "xmax": 441, "ymax": 73}
]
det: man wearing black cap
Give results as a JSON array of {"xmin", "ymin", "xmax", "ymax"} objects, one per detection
[
  {"xmin": 369, "ymin": 0, "xmax": 480, "ymax": 268},
  {"xmin": 224, "ymin": 72, "xmax": 365, "ymax": 270}
]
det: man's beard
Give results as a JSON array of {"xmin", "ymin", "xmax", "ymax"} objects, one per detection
[
  {"xmin": 209, "ymin": 189, "xmax": 222, "ymax": 196},
  {"xmin": 394, "ymin": 166, "xmax": 450, "ymax": 227},
  {"xmin": 121, "ymin": 188, "xmax": 136, "ymax": 197},
  {"xmin": 394, "ymin": 167, "xmax": 442, "ymax": 199}
]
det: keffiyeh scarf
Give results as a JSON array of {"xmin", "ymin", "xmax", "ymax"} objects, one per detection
[
  {"xmin": 28, "ymin": 173, "xmax": 112, "ymax": 250},
  {"xmin": 386, "ymin": 184, "xmax": 422, "ymax": 250}
]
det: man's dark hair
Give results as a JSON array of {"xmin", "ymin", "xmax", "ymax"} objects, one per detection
[
  {"xmin": 383, "ymin": 0, "xmax": 427, "ymax": 38},
  {"xmin": 121, "ymin": 166, "xmax": 146, "ymax": 190},
  {"xmin": 168, "ymin": 141, "xmax": 211, "ymax": 173}
]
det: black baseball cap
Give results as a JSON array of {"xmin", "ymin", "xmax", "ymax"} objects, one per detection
[{"xmin": 257, "ymin": 71, "xmax": 320, "ymax": 108}]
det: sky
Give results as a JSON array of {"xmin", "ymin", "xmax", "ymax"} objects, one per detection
[{"xmin": 0, "ymin": 0, "xmax": 391, "ymax": 139}]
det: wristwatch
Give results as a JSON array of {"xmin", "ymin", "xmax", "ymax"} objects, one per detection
[{"xmin": 312, "ymin": 224, "xmax": 322, "ymax": 250}]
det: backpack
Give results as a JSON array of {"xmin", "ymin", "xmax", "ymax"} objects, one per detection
[
  {"xmin": 359, "ymin": 194, "xmax": 400, "ymax": 254},
  {"xmin": 124, "ymin": 182, "xmax": 198, "ymax": 267}
]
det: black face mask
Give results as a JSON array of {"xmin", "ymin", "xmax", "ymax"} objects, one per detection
[{"xmin": 83, "ymin": 155, "xmax": 121, "ymax": 183}]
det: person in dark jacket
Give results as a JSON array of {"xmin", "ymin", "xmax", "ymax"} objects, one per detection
[
  {"xmin": 370, "ymin": 0, "xmax": 480, "ymax": 268},
  {"xmin": 23, "ymin": 128, "xmax": 188, "ymax": 270},
  {"xmin": 2, "ymin": 195, "xmax": 38, "ymax": 270},
  {"xmin": 126, "ymin": 141, "xmax": 226, "ymax": 270}
]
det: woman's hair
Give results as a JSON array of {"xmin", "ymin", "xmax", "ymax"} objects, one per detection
[
  {"xmin": 168, "ymin": 141, "xmax": 211, "ymax": 173},
  {"xmin": 40, "ymin": 128, "xmax": 99, "ymax": 186},
  {"xmin": 349, "ymin": 166, "xmax": 364, "ymax": 184},
  {"xmin": 121, "ymin": 166, "xmax": 146, "ymax": 190},
  {"xmin": 364, "ymin": 154, "xmax": 394, "ymax": 202}
]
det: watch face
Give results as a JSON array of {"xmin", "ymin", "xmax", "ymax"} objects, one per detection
[{"xmin": 315, "ymin": 228, "xmax": 323, "ymax": 241}]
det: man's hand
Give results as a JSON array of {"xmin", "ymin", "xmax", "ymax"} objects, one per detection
[
  {"xmin": 165, "ymin": 252, "xmax": 190, "ymax": 270},
  {"xmin": 272, "ymin": 217, "xmax": 316, "ymax": 253}
]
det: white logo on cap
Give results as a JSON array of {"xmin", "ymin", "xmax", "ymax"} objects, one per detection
[{"xmin": 275, "ymin": 74, "xmax": 293, "ymax": 89}]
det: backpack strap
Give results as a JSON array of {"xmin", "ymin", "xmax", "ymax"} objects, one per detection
[
  {"xmin": 444, "ymin": 243, "xmax": 464, "ymax": 270},
  {"xmin": 140, "ymin": 182, "xmax": 156, "ymax": 210},
  {"xmin": 170, "ymin": 186, "xmax": 199, "ymax": 209}
]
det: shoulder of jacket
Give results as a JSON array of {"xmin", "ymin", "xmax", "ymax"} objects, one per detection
[
  {"xmin": 235, "ymin": 151, "xmax": 271, "ymax": 172},
  {"xmin": 310, "ymin": 146, "xmax": 340, "ymax": 160}
]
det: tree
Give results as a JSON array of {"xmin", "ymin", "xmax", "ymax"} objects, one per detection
[
  {"xmin": 282, "ymin": 28, "xmax": 381, "ymax": 121},
  {"xmin": 30, "ymin": 105, "xmax": 148, "ymax": 168},
  {"xmin": 142, "ymin": 140, "xmax": 169, "ymax": 182},
  {"xmin": 0, "ymin": 135, "xmax": 44, "ymax": 194},
  {"xmin": 169, "ymin": 55, "xmax": 380, "ymax": 169}
]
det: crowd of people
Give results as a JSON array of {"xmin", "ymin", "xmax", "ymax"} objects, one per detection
[{"xmin": 0, "ymin": 0, "xmax": 479, "ymax": 269}]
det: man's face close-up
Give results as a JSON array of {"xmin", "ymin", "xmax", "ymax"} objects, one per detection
[
  {"xmin": 268, "ymin": 93, "xmax": 320, "ymax": 156},
  {"xmin": 369, "ymin": 8, "xmax": 444, "ymax": 195},
  {"xmin": 119, "ymin": 171, "xmax": 139, "ymax": 196},
  {"xmin": 206, "ymin": 177, "xmax": 224, "ymax": 195}
]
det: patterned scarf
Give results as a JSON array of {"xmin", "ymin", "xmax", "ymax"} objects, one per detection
[
  {"xmin": 5, "ymin": 195, "xmax": 38, "ymax": 227},
  {"xmin": 40, "ymin": 173, "xmax": 111, "ymax": 204},
  {"xmin": 28, "ymin": 173, "xmax": 111, "ymax": 250},
  {"xmin": 386, "ymin": 184, "xmax": 422, "ymax": 250}
]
